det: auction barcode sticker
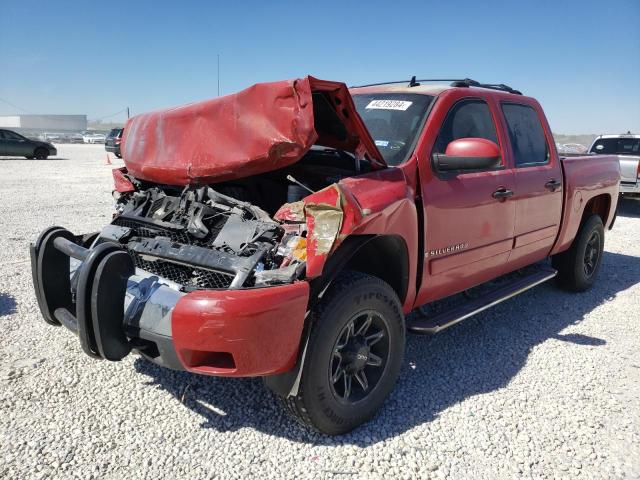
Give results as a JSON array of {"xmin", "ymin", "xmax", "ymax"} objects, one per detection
[{"xmin": 365, "ymin": 100, "xmax": 413, "ymax": 111}]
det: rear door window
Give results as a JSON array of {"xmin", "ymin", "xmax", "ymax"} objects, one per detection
[{"xmin": 502, "ymin": 103, "xmax": 549, "ymax": 166}]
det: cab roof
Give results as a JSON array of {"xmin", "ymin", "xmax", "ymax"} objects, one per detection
[
  {"xmin": 350, "ymin": 83, "xmax": 452, "ymax": 96},
  {"xmin": 595, "ymin": 133, "xmax": 639, "ymax": 139},
  {"xmin": 349, "ymin": 77, "xmax": 523, "ymax": 97}
]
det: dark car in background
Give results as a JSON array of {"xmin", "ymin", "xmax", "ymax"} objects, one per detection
[
  {"xmin": 105, "ymin": 128, "xmax": 123, "ymax": 158},
  {"xmin": 0, "ymin": 129, "xmax": 57, "ymax": 159}
]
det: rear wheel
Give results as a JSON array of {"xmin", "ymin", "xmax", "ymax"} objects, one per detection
[
  {"xmin": 281, "ymin": 271, "xmax": 405, "ymax": 435},
  {"xmin": 34, "ymin": 148, "xmax": 49, "ymax": 160},
  {"xmin": 552, "ymin": 214, "xmax": 604, "ymax": 292}
]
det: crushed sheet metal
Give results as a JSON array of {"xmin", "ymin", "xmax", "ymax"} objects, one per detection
[
  {"xmin": 112, "ymin": 167, "xmax": 135, "ymax": 193},
  {"xmin": 306, "ymin": 203, "xmax": 343, "ymax": 255},
  {"xmin": 274, "ymin": 201, "xmax": 305, "ymax": 222},
  {"xmin": 121, "ymin": 76, "xmax": 384, "ymax": 186},
  {"xmin": 301, "ymin": 185, "xmax": 348, "ymax": 276},
  {"xmin": 274, "ymin": 185, "xmax": 347, "ymax": 272},
  {"xmin": 122, "ymin": 78, "xmax": 316, "ymax": 185}
]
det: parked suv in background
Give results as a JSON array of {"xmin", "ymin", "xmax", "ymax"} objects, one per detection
[
  {"xmin": 105, "ymin": 128, "xmax": 123, "ymax": 158},
  {"xmin": 0, "ymin": 129, "xmax": 57, "ymax": 159},
  {"xmin": 589, "ymin": 134, "xmax": 640, "ymax": 196}
]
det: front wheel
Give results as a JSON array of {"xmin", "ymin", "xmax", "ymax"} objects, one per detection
[
  {"xmin": 34, "ymin": 148, "xmax": 49, "ymax": 160},
  {"xmin": 552, "ymin": 214, "xmax": 604, "ymax": 292},
  {"xmin": 281, "ymin": 271, "xmax": 405, "ymax": 435}
]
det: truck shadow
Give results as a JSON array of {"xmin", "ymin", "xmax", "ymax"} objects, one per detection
[
  {"xmin": 133, "ymin": 250, "xmax": 640, "ymax": 446},
  {"xmin": 617, "ymin": 197, "xmax": 640, "ymax": 218}
]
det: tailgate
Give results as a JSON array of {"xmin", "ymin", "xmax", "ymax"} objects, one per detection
[{"xmin": 619, "ymin": 155, "xmax": 640, "ymax": 183}]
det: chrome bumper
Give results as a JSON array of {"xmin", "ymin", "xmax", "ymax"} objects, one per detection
[{"xmin": 620, "ymin": 181, "xmax": 640, "ymax": 194}]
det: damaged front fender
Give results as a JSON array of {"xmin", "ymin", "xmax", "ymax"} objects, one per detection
[{"xmin": 275, "ymin": 168, "xmax": 418, "ymax": 291}]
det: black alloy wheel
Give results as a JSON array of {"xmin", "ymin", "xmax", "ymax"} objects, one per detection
[
  {"xmin": 278, "ymin": 271, "xmax": 405, "ymax": 435},
  {"xmin": 329, "ymin": 310, "xmax": 389, "ymax": 404},
  {"xmin": 583, "ymin": 230, "xmax": 601, "ymax": 278},
  {"xmin": 34, "ymin": 148, "xmax": 49, "ymax": 160},
  {"xmin": 553, "ymin": 214, "xmax": 605, "ymax": 292}
]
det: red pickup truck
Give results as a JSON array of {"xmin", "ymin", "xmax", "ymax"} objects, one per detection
[{"xmin": 31, "ymin": 76, "xmax": 620, "ymax": 435}]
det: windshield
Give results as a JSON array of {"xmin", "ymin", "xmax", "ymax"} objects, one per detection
[
  {"xmin": 353, "ymin": 93, "xmax": 434, "ymax": 165},
  {"xmin": 590, "ymin": 137, "xmax": 640, "ymax": 155}
]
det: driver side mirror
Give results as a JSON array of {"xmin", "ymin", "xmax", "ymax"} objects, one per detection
[{"xmin": 433, "ymin": 138, "xmax": 501, "ymax": 171}]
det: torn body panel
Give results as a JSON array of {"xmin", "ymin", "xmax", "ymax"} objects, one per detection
[
  {"xmin": 121, "ymin": 76, "xmax": 384, "ymax": 186},
  {"xmin": 112, "ymin": 167, "xmax": 135, "ymax": 193}
]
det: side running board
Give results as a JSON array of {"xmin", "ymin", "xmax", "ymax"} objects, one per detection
[{"xmin": 407, "ymin": 267, "xmax": 557, "ymax": 334}]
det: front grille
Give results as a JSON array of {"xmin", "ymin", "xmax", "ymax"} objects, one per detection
[
  {"xmin": 131, "ymin": 252, "xmax": 234, "ymax": 289},
  {"xmin": 113, "ymin": 215, "xmax": 237, "ymax": 289},
  {"xmin": 112, "ymin": 217, "xmax": 191, "ymax": 244}
]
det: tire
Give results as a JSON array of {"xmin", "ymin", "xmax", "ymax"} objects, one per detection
[
  {"xmin": 115, "ymin": 153, "xmax": 122, "ymax": 159},
  {"xmin": 34, "ymin": 148, "xmax": 49, "ymax": 160},
  {"xmin": 281, "ymin": 271, "xmax": 405, "ymax": 435},
  {"xmin": 552, "ymin": 214, "xmax": 604, "ymax": 292}
]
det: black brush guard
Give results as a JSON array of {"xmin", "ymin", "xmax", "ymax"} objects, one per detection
[{"xmin": 30, "ymin": 226, "xmax": 134, "ymax": 361}]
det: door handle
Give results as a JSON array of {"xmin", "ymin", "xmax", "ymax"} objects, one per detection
[
  {"xmin": 545, "ymin": 179, "xmax": 562, "ymax": 191},
  {"xmin": 492, "ymin": 187, "xmax": 514, "ymax": 200}
]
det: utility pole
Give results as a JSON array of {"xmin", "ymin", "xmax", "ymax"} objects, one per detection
[
  {"xmin": 126, "ymin": 107, "xmax": 130, "ymax": 119},
  {"xmin": 217, "ymin": 54, "xmax": 220, "ymax": 97}
]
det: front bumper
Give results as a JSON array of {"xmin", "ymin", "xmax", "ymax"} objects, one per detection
[
  {"xmin": 105, "ymin": 144, "xmax": 120, "ymax": 154},
  {"xmin": 30, "ymin": 227, "xmax": 309, "ymax": 376}
]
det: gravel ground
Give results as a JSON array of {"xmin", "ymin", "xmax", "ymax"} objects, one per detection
[{"xmin": 1, "ymin": 144, "xmax": 639, "ymax": 479}]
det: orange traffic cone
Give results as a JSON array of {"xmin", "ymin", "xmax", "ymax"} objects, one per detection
[{"xmin": 105, "ymin": 153, "xmax": 112, "ymax": 165}]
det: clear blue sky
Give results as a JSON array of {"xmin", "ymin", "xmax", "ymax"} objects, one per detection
[{"xmin": 1, "ymin": 0, "xmax": 638, "ymax": 134}]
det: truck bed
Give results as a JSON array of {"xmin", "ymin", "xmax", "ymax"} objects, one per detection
[{"xmin": 551, "ymin": 154, "xmax": 620, "ymax": 255}]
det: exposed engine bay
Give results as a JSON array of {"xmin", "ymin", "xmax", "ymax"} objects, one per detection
[{"xmin": 103, "ymin": 148, "xmax": 368, "ymax": 291}]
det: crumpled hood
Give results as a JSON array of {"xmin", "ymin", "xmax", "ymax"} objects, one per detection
[{"xmin": 121, "ymin": 76, "xmax": 384, "ymax": 185}]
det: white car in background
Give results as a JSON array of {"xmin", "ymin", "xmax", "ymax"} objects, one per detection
[
  {"xmin": 82, "ymin": 133, "xmax": 106, "ymax": 144},
  {"xmin": 589, "ymin": 133, "xmax": 640, "ymax": 196},
  {"xmin": 558, "ymin": 143, "xmax": 587, "ymax": 154},
  {"xmin": 39, "ymin": 132, "xmax": 63, "ymax": 143}
]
